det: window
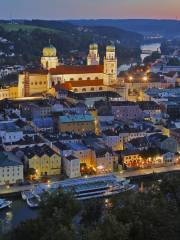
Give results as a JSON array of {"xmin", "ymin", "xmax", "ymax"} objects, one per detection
[
  {"xmin": 87, "ymin": 77, "xmax": 90, "ymax": 80},
  {"xmin": 91, "ymin": 87, "xmax": 94, "ymax": 91},
  {"xmin": 82, "ymin": 88, "xmax": 86, "ymax": 92},
  {"xmin": 79, "ymin": 78, "xmax": 82, "ymax": 80},
  {"xmin": 74, "ymin": 88, "xmax": 78, "ymax": 92},
  {"xmin": 95, "ymin": 77, "xmax": 99, "ymax": 80},
  {"xmin": 99, "ymin": 87, "xmax": 103, "ymax": 91}
]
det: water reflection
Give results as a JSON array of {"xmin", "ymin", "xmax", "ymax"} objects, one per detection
[{"xmin": 0, "ymin": 199, "xmax": 38, "ymax": 234}]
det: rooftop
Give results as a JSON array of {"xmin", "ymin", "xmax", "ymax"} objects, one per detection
[
  {"xmin": 59, "ymin": 114, "xmax": 94, "ymax": 123},
  {"xmin": 49, "ymin": 65, "xmax": 104, "ymax": 75}
]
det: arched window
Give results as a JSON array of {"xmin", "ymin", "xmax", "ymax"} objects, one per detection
[
  {"xmin": 82, "ymin": 88, "xmax": 86, "ymax": 92},
  {"xmin": 57, "ymin": 81, "xmax": 60, "ymax": 85},
  {"xmin": 95, "ymin": 77, "xmax": 99, "ymax": 80},
  {"xmin": 35, "ymin": 82, "xmax": 37, "ymax": 85},
  {"xmin": 74, "ymin": 88, "xmax": 78, "ymax": 92},
  {"xmin": 52, "ymin": 81, "xmax": 55, "ymax": 87},
  {"xmin": 39, "ymin": 81, "xmax": 42, "ymax": 85},
  {"xmin": 70, "ymin": 78, "xmax": 74, "ymax": 81},
  {"xmin": 79, "ymin": 78, "xmax": 82, "ymax": 81},
  {"xmin": 99, "ymin": 87, "xmax": 103, "ymax": 91},
  {"xmin": 91, "ymin": 87, "xmax": 94, "ymax": 91},
  {"xmin": 87, "ymin": 77, "xmax": 90, "ymax": 80}
]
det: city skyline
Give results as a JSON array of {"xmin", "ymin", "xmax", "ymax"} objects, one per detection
[{"xmin": 0, "ymin": 0, "xmax": 180, "ymax": 20}]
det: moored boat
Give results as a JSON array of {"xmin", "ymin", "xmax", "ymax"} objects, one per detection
[{"xmin": 0, "ymin": 198, "xmax": 12, "ymax": 210}]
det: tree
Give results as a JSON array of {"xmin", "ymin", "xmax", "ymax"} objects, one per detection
[{"xmin": 81, "ymin": 199, "xmax": 103, "ymax": 226}]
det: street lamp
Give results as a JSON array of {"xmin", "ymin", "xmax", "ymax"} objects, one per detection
[{"xmin": 143, "ymin": 76, "xmax": 148, "ymax": 81}]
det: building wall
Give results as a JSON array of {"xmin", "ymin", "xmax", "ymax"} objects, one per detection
[
  {"xmin": 0, "ymin": 88, "xmax": 9, "ymax": 100},
  {"xmin": 50, "ymin": 72, "xmax": 104, "ymax": 85},
  {"xmin": 64, "ymin": 157, "xmax": 80, "ymax": 178},
  {"xmin": 0, "ymin": 130, "xmax": 23, "ymax": 143},
  {"xmin": 9, "ymin": 86, "xmax": 18, "ymax": 99},
  {"xmin": 28, "ymin": 154, "xmax": 61, "ymax": 176},
  {"xmin": 95, "ymin": 152, "xmax": 115, "ymax": 173},
  {"xmin": 18, "ymin": 73, "xmax": 48, "ymax": 97},
  {"xmin": 41, "ymin": 56, "xmax": 59, "ymax": 70},
  {"xmin": 59, "ymin": 121, "xmax": 95, "ymax": 134},
  {"xmin": 111, "ymin": 105, "xmax": 143, "ymax": 121},
  {"xmin": 73, "ymin": 148, "xmax": 95, "ymax": 168},
  {"xmin": 103, "ymin": 135, "xmax": 124, "ymax": 151},
  {"xmin": 0, "ymin": 164, "xmax": 23, "ymax": 185}
]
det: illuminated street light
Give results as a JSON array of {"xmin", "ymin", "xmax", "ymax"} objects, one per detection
[
  {"xmin": 128, "ymin": 76, "xmax": 133, "ymax": 81},
  {"xmin": 143, "ymin": 76, "xmax": 148, "ymax": 81}
]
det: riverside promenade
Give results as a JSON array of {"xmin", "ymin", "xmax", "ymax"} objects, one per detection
[{"xmin": 1, "ymin": 164, "xmax": 180, "ymax": 196}]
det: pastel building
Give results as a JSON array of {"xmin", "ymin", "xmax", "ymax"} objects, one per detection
[
  {"xmin": 63, "ymin": 155, "xmax": 81, "ymax": 178},
  {"xmin": 22, "ymin": 145, "xmax": 61, "ymax": 176},
  {"xmin": 0, "ymin": 152, "xmax": 23, "ymax": 185},
  {"xmin": 59, "ymin": 114, "xmax": 95, "ymax": 134}
]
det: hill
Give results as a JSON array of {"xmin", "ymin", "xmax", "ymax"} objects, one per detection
[
  {"xmin": 0, "ymin": 23, "xmax": 57, "ymax": 33},
  {"xmin": 68, "ymin": 19, "xmax": 180, "ymax": 38},
  {"xmin": 0, "ymin": 20, "xmax": 143, "ymax": 67}
]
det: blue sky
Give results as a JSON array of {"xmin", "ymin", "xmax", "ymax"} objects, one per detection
[{"xmin": 1, "ymin": 0, "xmax": 179, "ymax": 19}]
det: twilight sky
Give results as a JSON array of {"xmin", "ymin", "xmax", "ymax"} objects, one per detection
[{"xmin": 1, "ymin": 0, "xmax": 179, "ymax": 20}]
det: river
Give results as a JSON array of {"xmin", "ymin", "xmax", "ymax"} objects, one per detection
[
  {"xmin": 140, "ymin": 42, "xmax": 161, "ymax": 62},
  {"xmin": 0, "ymin": 198, "xmax": 37, "ymax": 234},
  {"xmin": 118, "ymin": 42, "xmax": 161, "ymax": 73}
]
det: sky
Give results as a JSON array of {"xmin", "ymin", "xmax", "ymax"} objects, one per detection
[{"xmin": 1, "ymin": 0, "xmax": 180, "ymax": 20}]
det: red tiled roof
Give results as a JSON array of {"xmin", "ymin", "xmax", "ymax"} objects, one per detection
[
  {"xmin": 60, "ymin": 79, "xmax": 104, "ymax": 90},
  {"xmin": 49, "ymin": 65, "xmax": 104, "ymax": 75}
]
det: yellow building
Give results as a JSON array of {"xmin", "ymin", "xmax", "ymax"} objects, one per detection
[
  {"xmin": 0, "ymin": 43, "xmax": 118, "ymax": 100},
  {"xmin": 59, "ymin": 114, "xmax": 95, "ymax": 134},
  {"xmin": 18, "ymin": 70, "xmax": 49, "ymax": 97},
  {"xmin": 0, "ymin": 86, "xmax": 18, "ymax": 100},
  {"xmin": 24, "ymin": 145, "xmax": 61, "ymax": 177},
  {"xmin": 17, "ymin": 43, "xmax": 118, "ymax": 98}
]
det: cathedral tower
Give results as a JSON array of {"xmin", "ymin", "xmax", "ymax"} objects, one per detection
[
  {"xmin": 41, "ymin": 44, "xmax": 59, "ymax": 70},
  {"xmin": 87, "ymin": 43, "xmax": 100, "ymax": 66},
  {"xmin": 103, "ymin": 45, "xmax": 117, "ymax": 85}
]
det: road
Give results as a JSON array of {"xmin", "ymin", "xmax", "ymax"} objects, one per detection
[
  {"xmin": 0, "ymin": 164, "xmax": 180, "ymax": 196},
  {"xmin": 116, "ymin": 164, "xmax": 180, "ymax": 178}
]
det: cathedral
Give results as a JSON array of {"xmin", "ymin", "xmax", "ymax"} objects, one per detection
[{"xmin": 18, "ymin": 43, "xmax": 118, "ymax": 98}]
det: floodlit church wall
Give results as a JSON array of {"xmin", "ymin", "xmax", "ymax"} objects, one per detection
[{"xmin": 50, "ymin": 72, "xmax": 104, "ymax": 85}]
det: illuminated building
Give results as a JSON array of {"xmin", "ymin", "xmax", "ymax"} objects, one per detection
[{"xmin": 17, "ymin": 43, "xmax": 118, "ymax": 98}]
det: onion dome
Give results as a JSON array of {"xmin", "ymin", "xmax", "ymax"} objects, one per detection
[
  {"xmin": 89, "ymin": 43, "xmax": 98, "ymax": 50},
  {"xmin": 43, "ymin": 44, "xmax": 57, "ymax": 57},
  {"xmin": 106, "ymin": 45, "xmax": 115, "ymax": 52}
]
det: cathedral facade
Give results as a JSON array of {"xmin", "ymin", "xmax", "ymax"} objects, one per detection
[{"xmin": 18, "ymin": 43, "xmax": 118, "ymax": 98}]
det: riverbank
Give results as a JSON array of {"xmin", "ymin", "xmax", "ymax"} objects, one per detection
[{"xmin": 0, "ymin": 164, "xmax": 180, "ymax": 197}]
